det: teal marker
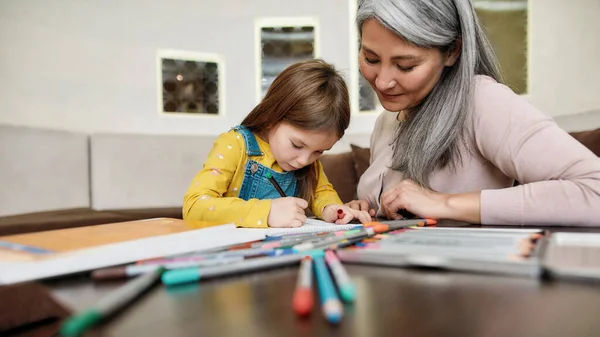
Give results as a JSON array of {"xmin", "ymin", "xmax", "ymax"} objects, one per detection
[
  {"xmin": 324, "ymin": 250, "xmax": 356, "ymax": 303},
  {"xmin": 312, "ymin": 250, "xmax": 343, "ymax": 324},
  {"xmin": 162, "ymin": 253, "xmax": 303, "ymax": 286},
  {"xmin": 60, "ymin": 267, "xmax": 165, "ymax": 337}
]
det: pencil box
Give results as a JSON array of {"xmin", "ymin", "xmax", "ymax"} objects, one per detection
[
  {"xmin": 541, "ymin": 232, "xmax": 600, "ymax": 282},
  {"xmin": 337, "ymin": 227, "xmax": 548, "ymax": 278}
]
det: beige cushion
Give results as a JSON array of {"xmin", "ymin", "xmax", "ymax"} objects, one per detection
[
  {"xmin": 90, "ymin": 133, "xmax": 215, "ymax": 210},
  {"xmin": 0, "ymin": 125, "xmax": 89, "ymax": 217}
]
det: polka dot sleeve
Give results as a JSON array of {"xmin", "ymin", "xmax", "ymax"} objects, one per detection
[{"xmin": 183, "ymin": 131, "xmax": 271, "ymax": 228}]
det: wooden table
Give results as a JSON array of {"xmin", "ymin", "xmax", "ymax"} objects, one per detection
[
  {"xmin": 41, "ymin": 225, "xmax": 600, "ymax": 337},
  {"xmin": 0, "ymin": 218, "xmax": 217, "ymax": 261},
  {"xmin": 46, "ymin": 263, "xmax": 600, "ymax": 337}
]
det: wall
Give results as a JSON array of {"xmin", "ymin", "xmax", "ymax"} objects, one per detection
[
  {"xmin": 528, "ymin": 0, "xmax": 600, "ymax": 119},
  {"xmin": 0, "ymin": 0, "xmax": 351, "ymax": 136},
  {"xmin": 0, "ymin": 0, "xmax": 599, "ymax": 139}
]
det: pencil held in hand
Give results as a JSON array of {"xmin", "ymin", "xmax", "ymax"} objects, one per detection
[{"xmin": 265, "ymin": 172, "xmax": 287, "ymax": 197}]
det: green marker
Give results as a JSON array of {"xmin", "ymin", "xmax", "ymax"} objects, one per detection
[
  {"xmin": 324, "ymin": 250, "xmax": 356, "ymax": 303},
  {"xmin": 60, "ymin": 267, "xmax": 165, "ymax": 337}
]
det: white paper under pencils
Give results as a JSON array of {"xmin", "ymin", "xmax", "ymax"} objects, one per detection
[
  {"xmin": 237, "ymin": 218, "xmax": 362, "ymax": 236},
  {"xmin": 0, "ymin": 224, "xmax": 266, "ymax": 285}
]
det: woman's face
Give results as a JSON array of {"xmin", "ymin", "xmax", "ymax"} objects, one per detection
[{"xmin": 359, "ymin": 18, "xmax": 458, "ymax": 113}]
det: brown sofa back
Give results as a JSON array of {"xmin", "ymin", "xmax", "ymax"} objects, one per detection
[
  {"xmin": 570, "ymin": 128, "xmax": 600, "ymax": 156},
  {"xmin": 320, "ymin": 144, "xmax": 370, "ymax": 203}
]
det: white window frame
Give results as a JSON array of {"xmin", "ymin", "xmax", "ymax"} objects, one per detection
[
  {"xmin": 348, "ymin": 0, "xmax": 530, "ymax": 112},
  {"xmin": 348, "ymin": 0, "xmax": 383, "ymax": 115},
  {"xmin": 156, "ymin": 49, "xmax": 226, "ymax": 118},
  {"xmin": 473, "ymin": 0, "xmax": 530, "ymax": 98},
  {"xmin": 254, "ymin": 17, "xmax": 320, "ymax": 104}
]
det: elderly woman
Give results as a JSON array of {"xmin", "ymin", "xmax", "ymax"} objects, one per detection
[{"xmin": 347, "ymin": 0, "xmax": 600, "ymax": 226}]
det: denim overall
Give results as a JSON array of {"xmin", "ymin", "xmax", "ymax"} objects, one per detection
[{"xmin": 233, "ymin": 125, "xmax": 299, "ymax": 200}]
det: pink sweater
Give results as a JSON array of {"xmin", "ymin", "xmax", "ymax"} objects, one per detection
[{"xmin": 357, "ymin": 76, "xmax": 600, "ymax": 226}]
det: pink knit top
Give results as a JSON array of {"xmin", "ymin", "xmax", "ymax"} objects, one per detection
[{"xmin": 357, "ymin": 76, "xmax": 600, "ymax": 226}]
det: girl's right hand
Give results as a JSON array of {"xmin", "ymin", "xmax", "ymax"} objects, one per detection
[
  {"xmin": 268, "ymin": 197, "xmax": 308, "ymax": 228},
  {"xmin": 345, "ymin": 200, "xmax": 376, "ymax": 217}
]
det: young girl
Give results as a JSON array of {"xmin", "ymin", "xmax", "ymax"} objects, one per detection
[{"xmin": 183, "ymin": 59, "xmax": 372, "ymax": 228}]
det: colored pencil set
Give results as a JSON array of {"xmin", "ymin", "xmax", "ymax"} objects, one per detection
[
  {"xmin": 336, "ymin": 227, "xmax": 546, "ymax": 278},
  {"xmin": 61, "ymin": 218, "xmax": 434, "ymax": 336}
]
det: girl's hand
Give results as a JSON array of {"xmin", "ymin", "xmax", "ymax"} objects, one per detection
[
  {"xmin": 345, "ymin": 200, "xmax": 376, "ymax": 217},
  {"xmin": 322, "ymin": 204, "xmax": 372, "ymax": 224},
  {"xmin": 268, "ymin": 197, "xmax": 308, "ymax": 228},
  {"xmin": 380, "ymin": 179, "xmax": 449, "ymax": 220}
]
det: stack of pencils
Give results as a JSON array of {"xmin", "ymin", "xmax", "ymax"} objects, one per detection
[{"xmin": 61, "ymin": 218, "xmax": 435, "ymax": 335}]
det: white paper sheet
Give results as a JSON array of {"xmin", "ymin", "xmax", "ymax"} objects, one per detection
[
  {"xmin": 236, "ymin": 218, "xmax": 363, "ymax": 237},
  {"xmin": 0, "ymin": 224, "xmax": 266, "ymax": 285}
]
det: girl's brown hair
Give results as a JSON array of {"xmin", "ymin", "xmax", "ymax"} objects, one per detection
[{"xmin": 241, "ymin": 59, "xmax": 350, "ymax": 206}]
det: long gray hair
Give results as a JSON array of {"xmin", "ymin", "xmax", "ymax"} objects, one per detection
[{"xmin": 357, "ymin": 0, "xmax": 502, "ymax": 187}]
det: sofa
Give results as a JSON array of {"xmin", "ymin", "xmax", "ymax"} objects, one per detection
[
  {"xmin": 0, "ymin": 124, "xmax": 370, "ymax": 236},
  {"xmin": 1, "ymin": 123, "xmax": 599, "ymax": 236}
]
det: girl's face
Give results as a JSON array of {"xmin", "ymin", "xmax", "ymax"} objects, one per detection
[
  {"xmin": 359, "ymin": 18, "xmax": 458, "ymax": 113},
  {"xmin": 267, "ymin": 122, "xmax": 339, "ymax": 172}
]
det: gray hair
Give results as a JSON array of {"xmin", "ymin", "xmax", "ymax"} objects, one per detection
[{"xmin": 357, "ymin": 0, "xmax": 502, "ymax": 187}]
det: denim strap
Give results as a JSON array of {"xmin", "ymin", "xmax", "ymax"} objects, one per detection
[{"xmin": 231, "ymin": 125, "xmax": 262, "ymax": 156}]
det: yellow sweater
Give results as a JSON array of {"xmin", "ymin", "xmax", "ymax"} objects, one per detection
[{"xmin": 183, "ymin": 129, "xmax": 343, "ymax": 228}]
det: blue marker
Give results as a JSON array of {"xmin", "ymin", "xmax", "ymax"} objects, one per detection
[
  {"xmin": 312, "ymin": 251, "xmax": 344, "ymax": 324},
  {"xmin": 262, "ymin": 248, "xmax": 295, "ymax": 257},
  {"xmin": 0, "ymin": 240, "xmax": 55, "ymax": 254},
  {"xmin": 165, "ymin": 247, "xmax": 295, "ymax": 261}
]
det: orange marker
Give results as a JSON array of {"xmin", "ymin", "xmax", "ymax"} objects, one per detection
[
  {"xmin": 363, "ymin": 223, "xmax": 415, "ymax": 234},
  {"xmin": 364, "ymin": 218, "xmax": 437, "ymax": 229},
  {"xmin": 292, "ymin": 256, "xmax": 314, "ymax": 316},
  {"xmin": 362, "ymin": 238, "xmax": 379, "ymax": 243}
]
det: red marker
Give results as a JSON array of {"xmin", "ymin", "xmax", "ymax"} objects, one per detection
[
  {"xmin": 292, "ymin": 256, "xmax": 314, "ymax": 316},
  {"xmin": 337, "ymin": 209, "xmax": 345, "ymax": 219}
]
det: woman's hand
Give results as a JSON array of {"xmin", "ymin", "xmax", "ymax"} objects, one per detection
[
  {"xmin": 345, "ymin": 200, "xmax": 376, "ymax": 217},
  {"xmin": 380, "ymin": 179, "xmax": 449, "ymax": 220},
  {"xmin": 322, "ymin": 204, "xmax": 373, "ymax": 224},
  {"xmin": 380, "ymin": 179, "xmax": 481, "ymax": 223}
]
